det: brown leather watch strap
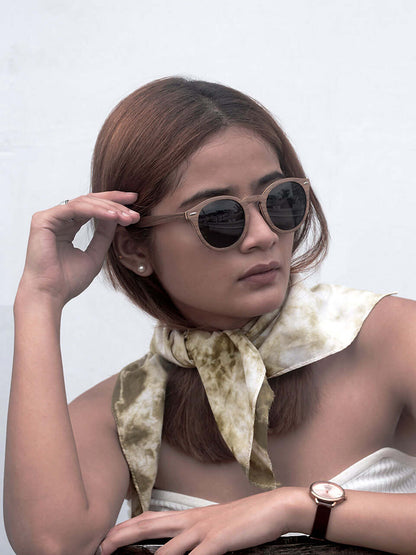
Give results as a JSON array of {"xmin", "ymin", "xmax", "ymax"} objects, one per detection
[{"xmin": 310, "ymin": 501, "xmax": 333, "ymax": 540}]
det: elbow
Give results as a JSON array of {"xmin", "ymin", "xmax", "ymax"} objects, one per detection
[
  {"xmin": 9, "ymin": 531, "xmax": 102, "ymax": 555},
  {"xmin": 4, "ymin": 503, "xmax": 111, "ymax": 555}
]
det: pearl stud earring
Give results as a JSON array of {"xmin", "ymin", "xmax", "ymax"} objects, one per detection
[{"xmin": 138, "ymin": 264, "xmax": 146, "ymax": 274}]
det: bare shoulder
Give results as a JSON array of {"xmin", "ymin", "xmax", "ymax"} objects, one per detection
[
  {"xmin": 358, "ymin": 295, "xmax": 416, "ymax": 351},
  {"xmin": 357, "ymin": 295, "xmax": 416, "ymax": 404},
  {"xmin": 69, "ymin": 372, "xmax": 120, "ymax": 428}
]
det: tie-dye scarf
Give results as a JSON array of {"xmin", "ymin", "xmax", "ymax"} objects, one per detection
[{"xmin": 112, "ymin": 283, "xmax": 390, "ymax": 515}]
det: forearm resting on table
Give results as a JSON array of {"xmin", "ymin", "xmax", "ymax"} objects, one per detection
[
  {"xmin": 4, "ymin": 291, "xmax": 108, "ymax": 555},
  {"xmin": 288, "ymin": 486, "xmax": 416, "ymax": 554}
]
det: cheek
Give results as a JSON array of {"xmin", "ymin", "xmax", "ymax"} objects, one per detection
[{"xmin": 150, "ymin": 226, "xmax": 215, "ymax": 289}]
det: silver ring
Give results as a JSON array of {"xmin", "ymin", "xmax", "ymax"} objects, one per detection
[{"xmin": 60, "ymin": 199, "xmax": 70, "ymax": 205}]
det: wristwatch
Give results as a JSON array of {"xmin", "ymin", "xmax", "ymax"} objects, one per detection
[{"xmin": 309, "ymin": 481, "xmax": 346, "ymax": 540}]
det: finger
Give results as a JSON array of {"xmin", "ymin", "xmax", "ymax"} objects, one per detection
[
  {"xmin": 155, "ymin": 529, "xmax": 201, "ymax": 555},
  {"xmin": 100, "ymin": 514, "xmax": 186, "ymax": 555},
  {"xmin": 85, "ymin": 190, "xmax": 139, "ymax": 205},
  {"xmin": 50, "ymin": 196, "xmax": 140, "ymax": 233},
  {"xmin": 57, "ymin": 191, "xmax": 138, "ymax": 209},
  {"xmin": 113, "ymin": 510, "xmax": 184, "ymax": 530},
  {"xmin": 84, "ymin": 218, "xmax": 118, "ymax": 265},
  {"xmin": 187, "ymin": 531, "xmax": 232, "ymax": 555},
  {"xmin": 66, "ymin": 192, "xmax": 140, "ymax": 217},
  {"xmin": 54, "ymin": 190, "xmax": 138, "ymax": 218}
]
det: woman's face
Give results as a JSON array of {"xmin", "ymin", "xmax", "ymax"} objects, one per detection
[{"xmin": 149, "ymin": 126, "xmax": 295, "ymax": 329}]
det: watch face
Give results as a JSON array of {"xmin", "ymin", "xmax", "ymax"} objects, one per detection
[{"xmin": 310, "ymin": 481, "xmax": 345, "ymax": 502}]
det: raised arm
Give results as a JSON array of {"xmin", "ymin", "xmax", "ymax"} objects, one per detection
[{"xmin": 4, "ymin": 192, "xmax": 140, "ymax": 555}]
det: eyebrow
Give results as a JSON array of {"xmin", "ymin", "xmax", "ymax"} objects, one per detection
[
  {"xmin": 178, "ymin": 171, "xmax": 286, "ymax": 210},
  {"xmin": 257, "ymin": 171, "xmax": 285, "ymax": 188}
]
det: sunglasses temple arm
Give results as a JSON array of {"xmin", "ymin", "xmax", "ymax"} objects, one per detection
[{"xmin": 137, "ymin": 213, "xmax": 186, "ymax": 228}]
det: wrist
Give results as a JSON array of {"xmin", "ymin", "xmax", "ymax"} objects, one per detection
[
  {"xmin": 279, "ymin": 486, "xmax": 315, "ymax": 535},
  {"xmin": 14, "ymin": 280, "xmax": 65, "ymax": 317}
]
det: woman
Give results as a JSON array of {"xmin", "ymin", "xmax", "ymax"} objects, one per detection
[{"xmin": 4, "ymin": 77, "xmax": 416, "ymax": 555}]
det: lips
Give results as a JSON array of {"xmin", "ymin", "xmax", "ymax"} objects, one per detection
[{"xmin": 239, "ymin": 262, "xmax": 280, "ymax": 280}]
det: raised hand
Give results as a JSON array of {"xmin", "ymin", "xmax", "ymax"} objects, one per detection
[{"xmin": 19, "ymin": 191, "xmax": 140, "ymax": 308}]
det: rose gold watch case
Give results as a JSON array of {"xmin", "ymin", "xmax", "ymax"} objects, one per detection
[{"xmin": 309, "ymin": 481, "xmax": 346, "ymax": 506}]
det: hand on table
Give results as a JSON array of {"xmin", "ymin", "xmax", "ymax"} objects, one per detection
[{"xmin": 99, "ymin": 489, "xmax": 297, "ymax": 555}]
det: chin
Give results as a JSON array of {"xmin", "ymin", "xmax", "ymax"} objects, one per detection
[{"xmin": 240, "ymin": 292, "xmax": 287, "ymax": 320}]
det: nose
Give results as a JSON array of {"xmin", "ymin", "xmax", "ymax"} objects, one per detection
[{"xmin": 239, "ymin": 203, "xmax": 277, "ymax": 252}]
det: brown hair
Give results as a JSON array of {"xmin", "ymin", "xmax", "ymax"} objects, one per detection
[
  {"xmin": 91, "ymin": 76, "xmax": 329, "ymax": 330},
  {"xmin": 92, "ymin": 77, "xmax": 327, "ymax": 460},
  {"xmin": 163, "ymin": 363, "xmax": 317, "ymax": 463}
]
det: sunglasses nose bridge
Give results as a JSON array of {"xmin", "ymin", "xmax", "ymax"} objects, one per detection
[
  {"xmin": 242, "ymin": 193, "xmax": 267, "ymax": 220},
  {"xmin": 243, "ymin": 193, "xmax": 262, "ymax": 205},
  {"xmin": 241, "ymin": 194, "xmax": 264, "ymax": 216},
  {"xmin": 242, "ymin": 195, "xmax": 273, "ymax": 239}
]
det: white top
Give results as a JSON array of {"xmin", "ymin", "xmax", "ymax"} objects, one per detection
[{"xmin": 149, "ymin": 448, "xmax": 416, "ymax": 512}]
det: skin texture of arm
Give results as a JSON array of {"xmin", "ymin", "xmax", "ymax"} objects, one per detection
[{"xmin": 4, "ymin": 192, "xmax": 140, "ymax": 555}]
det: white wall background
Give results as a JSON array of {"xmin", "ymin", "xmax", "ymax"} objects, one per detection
[{"xmin": 1, "ymin": 1, "xmax": 416, "ymax": 552}]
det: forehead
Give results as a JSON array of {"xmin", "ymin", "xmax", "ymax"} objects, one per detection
[
  {"xmin": 151, "ymin": 126, "xmax": 282, "ymax": 216},
  {"xmin": 179, "ymin": 127, "xmax": 280, "ymax": 190}
]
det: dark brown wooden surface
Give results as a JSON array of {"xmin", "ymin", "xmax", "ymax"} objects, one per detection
[{"xmin": 114, "ymin": 536, "xmax": 393, "ymax": 554}]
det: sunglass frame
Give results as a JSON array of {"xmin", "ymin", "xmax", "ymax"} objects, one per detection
[{"xmin": 136, "ymin": 177, "xmax": 310, "ymax": 250}]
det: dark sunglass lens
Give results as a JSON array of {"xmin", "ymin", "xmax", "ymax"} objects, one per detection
[
  {"xmin": 198, "ymin": 199, "xmax": 245, "ymax": 248},
  {"xmin": 267, "ymin": 182, "xmax": 307, "ymax": 230}
]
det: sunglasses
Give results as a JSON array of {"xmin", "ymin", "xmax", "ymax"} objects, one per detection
[{"xmin": 136, "ymin": 177, "xmax": 310, "ymax": 250}]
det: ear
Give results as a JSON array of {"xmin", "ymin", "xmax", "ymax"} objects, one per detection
[{"xmin": 112, "ymin": 226, "xmax": 154, "ymax": 277}]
